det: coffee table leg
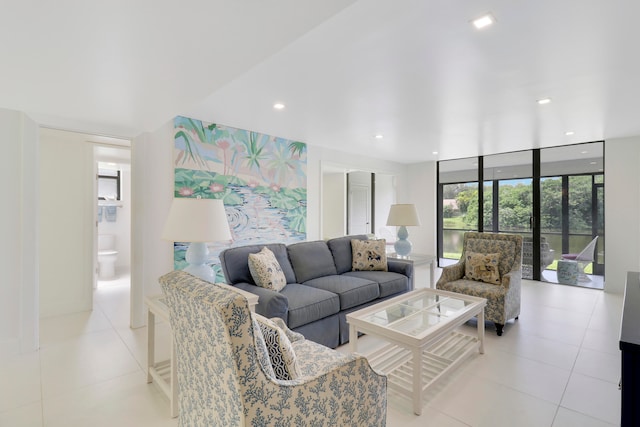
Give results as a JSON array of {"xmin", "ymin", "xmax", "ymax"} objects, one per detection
[
  {"xmin": 413, "ymin": 347, "xmax": 422, "ymax": 415},
  {"xmin": 349, "ymin": 324, "xmax": 358, "ymax": 353},
  {"xmin": 478, "ymin": 308, "xmax": 485, "ymax": 354}
]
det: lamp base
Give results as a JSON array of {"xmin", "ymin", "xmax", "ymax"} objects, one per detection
[
  {"xmin": 184, "ymin": 242, "xmax": 215, "ymax": 282},
  {"xmin": 394, "ymin": 226, "xmax": 413, "ymax": 257}
]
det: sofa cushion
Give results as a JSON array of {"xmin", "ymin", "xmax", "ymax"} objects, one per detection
[
  {"xmin": 248, "ymin": 246, "xmax": 287, "ymax": 291},
  {"xmin": 464, "ymin": 252, "xmax": 501, "ymax": 285},
  {"xmin": 303, "ymin": 275, "xmax": 380, "ymax": 310},
  {"xmin": 343, "ymin": 270, "xmax": 409, "ymax": 298},
  {"xmin": 287, "ymin": 241, "xmax": 337, "ymax": 283},
  {"xmin": 327, "ymin": 234, "xmax": 369, "ymax": 274},
  {"xmin": 280, "ymin": 283, "xmax": 340, "ymax": 329},
  {"xmin": 220, "ymin": 244, "xmax": 296, "ymax": 285},
  {"xmin": 351, "ymin": 239, "xmax": 388, "ymax": 271}
]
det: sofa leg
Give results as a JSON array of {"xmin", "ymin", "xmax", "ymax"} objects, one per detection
[{"xmin": 495, "ymin": 323, "xmax": 504, "ymax": 336}]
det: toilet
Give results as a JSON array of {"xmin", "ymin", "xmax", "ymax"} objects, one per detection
[{"xmin": 98, "ymin": 234, "xmax": 118, "ymax": 279}]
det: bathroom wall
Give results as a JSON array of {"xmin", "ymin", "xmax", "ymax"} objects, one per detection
[{"xmin": 97, "ymin": 160, "xmax": 131, "ymax": 276}]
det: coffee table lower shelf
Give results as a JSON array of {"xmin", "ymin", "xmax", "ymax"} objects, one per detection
[{"xmin": 367, "ymin": 332, "xmax": 479, "ymax": 405}]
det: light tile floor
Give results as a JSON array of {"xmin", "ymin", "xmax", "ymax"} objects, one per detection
[{"xmin": 0, "ymin": 273, "xmax": 622, "ymax": 427}]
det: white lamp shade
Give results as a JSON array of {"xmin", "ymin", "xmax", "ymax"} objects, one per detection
[
  {"xmin": 162, "ymin": 198, "xmax": 231, "ymax": 243},
  {"xmin": 386, "ymin": 204, "xmax": 421, "ymax": 226}
]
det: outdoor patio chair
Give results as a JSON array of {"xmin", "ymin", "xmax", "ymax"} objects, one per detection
[{"xmin": 561, "ymin": 236, "xmax": 598, "ymax": 281}]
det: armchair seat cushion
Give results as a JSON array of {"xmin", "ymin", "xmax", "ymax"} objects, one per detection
[
  {"xmin": 280, "ymin": 283, "xmax": 340, "ymax": 329},
  {"xmin": 438, "ymin": 278, "xmax": 509, "ymax": 325},
  {"xmin": 303, "ymin": 275, "xmax": 380, "ymax": 310},
  {"xmin": 438, "ymin": 278, "xmax": 506, "ymax": 299}
]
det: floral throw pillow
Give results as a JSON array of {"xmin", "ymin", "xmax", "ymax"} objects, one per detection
[
  {"xmin": 252, "ymin": 313, "xmax": 301, "ymax": 381},
  {"xmin": 248, "ymin": 246, "xmax": 287, "ymax": 291},
  {"xmin": 464, "ymin": 251, "xmax": 501, "ymax": 285},
  {"xmin": 351, "ymin": 239, "xmax": 388, "ymax": 271}
]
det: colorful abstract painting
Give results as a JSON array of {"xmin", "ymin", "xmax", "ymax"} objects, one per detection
[{"xmin": 173, "ymin": 116, "xmax": 307, "ymax": 281}]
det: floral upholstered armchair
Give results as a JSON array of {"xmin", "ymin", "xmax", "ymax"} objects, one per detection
[
  {"xmin": 159, "ymin": 271, "xmax": 387, "ymax": 426},
  {"xmin": 436, "ymin": 232, "xmax": 523, "ymax": 336}
]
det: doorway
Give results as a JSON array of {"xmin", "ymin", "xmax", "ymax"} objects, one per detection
[
  {"xmin": 38, "ymin": 127, "xmax": 131, "ymax": 321},
  {"xmin": 95, "ymin": 146, "xmax": 131, "ymax": 289}
]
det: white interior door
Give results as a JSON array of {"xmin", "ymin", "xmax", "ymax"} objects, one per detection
[{"xmin": 348, "ymin": 184, "xmax": 370, "ymax": 234}]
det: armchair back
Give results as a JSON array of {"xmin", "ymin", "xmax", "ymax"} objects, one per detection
[{"xmin": 159, "ymin": 270, "xmax": 387, "ymax": 426}]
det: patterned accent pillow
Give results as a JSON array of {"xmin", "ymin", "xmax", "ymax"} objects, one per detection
[
  {"xmin": 252, "ymin": 313, "xmax": 301, "ymax": 380},
  {"xmin": 248, "ymin": 246, "xmax": 287, "ymax": 291},
  {"xmin": 464, "ymin": 251, "xmax": 501, "ymax": 285},
  {"xmin": 351, "ymin": 239, "xmax": 388, "ymax": 271},
  {"xmin": 251, "ymin": 317, "xmax": 277, "ymax": 378}
]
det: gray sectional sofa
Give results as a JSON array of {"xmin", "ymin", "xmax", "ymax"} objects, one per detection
[{"xmin": 219, "ymin": 235, "xmax": 414, "ymax": 348}]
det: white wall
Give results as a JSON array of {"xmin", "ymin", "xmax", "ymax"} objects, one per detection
[
  {"xmin": 322, "ymin": 173, "xmax": 346, "ymax": 239},
  {"xmin": 398, "ymin": 161, "xmax": 436, "ymax": 256},
  {"xmin": 374, "ymin": 173, "xmax": 396, "ymax": 241},
  {"xmin": 0, "ymin": 109, "xmax": 39, "ymax": 355},
  {"xmin": 39, "ymin": 128, "xmax": 95, "ymax": 317},
  {"xmin": 130, "ymin": 122, "xmax": 175, "ymax": 328},
  {"xmin": 604, "ymin": 137, "xmax": 640, "ymax": 294}
]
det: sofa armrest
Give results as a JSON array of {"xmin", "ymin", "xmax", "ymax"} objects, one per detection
[
  {"xmin": 436, "ymin": 261, "xmax": 465, "ymax": 288},
  {"xmin": 233, "ymin": 282, "xmax": 289, "ymax": 321},
  {"xmin": 387, "ymin": 258, "xmax": 414, "ymax": 278}
]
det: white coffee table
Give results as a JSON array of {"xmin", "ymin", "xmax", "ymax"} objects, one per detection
[{"xmin": 347, "ymin": 288, "xmax": 486, "ymax": 415}]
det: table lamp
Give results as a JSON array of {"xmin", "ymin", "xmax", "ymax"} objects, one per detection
[
  {"xmin": 386, "ymin": 204, "xmax": 421, "ymax": 257},
  {"xmin": 162, "ymin": 197, "xmax": 231, "ymax": 282}
]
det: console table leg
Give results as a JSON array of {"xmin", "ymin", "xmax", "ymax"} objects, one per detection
[
  {"xmin": 478, "ymin": 309, "xmax": 485, "ymax": 354},
  {"xmin": 147, "ymin": 309, "xmax": 154, "ymax": 383}
]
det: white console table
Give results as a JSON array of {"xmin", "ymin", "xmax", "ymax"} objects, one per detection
[
  {"xmin": 146, "ymin": 284, "xmax": 259, "ymax": 418},
  {"xmin": 388, "ymin": 253, "xmax": 437, "ymax": 288}
]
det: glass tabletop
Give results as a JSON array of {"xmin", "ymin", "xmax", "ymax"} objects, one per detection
[{"xmin": 361, "ymin": 292, "xmax": 474, "ymax": 336}]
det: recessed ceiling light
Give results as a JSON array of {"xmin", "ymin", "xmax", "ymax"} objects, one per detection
[
  {"xmin": 374, "ymin": 134, "xmax": 383, "ymax": 139},
  {"xmin": 565, "ymin": 131, "xmax": 575, "ymax": 136},
  {"xmin": 537, "ymin": 98, "xmax": 552, "ymax": 105},
  {"xmin": 273, "ymin": 103, "xmax": 285, "ymax": 110},
  {"xmin": 432, "ymin": 151, "xmax": 438, "ymax": 155},
  {"xmin": 472, "ymin": 13, "xmax": 495, "ymax": 29}
]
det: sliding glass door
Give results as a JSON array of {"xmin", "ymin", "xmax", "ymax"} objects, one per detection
[{"xmin": 437, "ymin": 142, "xmax": 604, "ymax": 288}]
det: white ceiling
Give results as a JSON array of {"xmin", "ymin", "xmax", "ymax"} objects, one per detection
[{"xmin": 3, "ymin": 0, "xmax": 640, "ymax": 163}]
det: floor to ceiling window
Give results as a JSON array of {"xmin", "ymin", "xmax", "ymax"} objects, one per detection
[{"xmin": 437, "ymin": 142, "xmax": 604, "ymax": 288}]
